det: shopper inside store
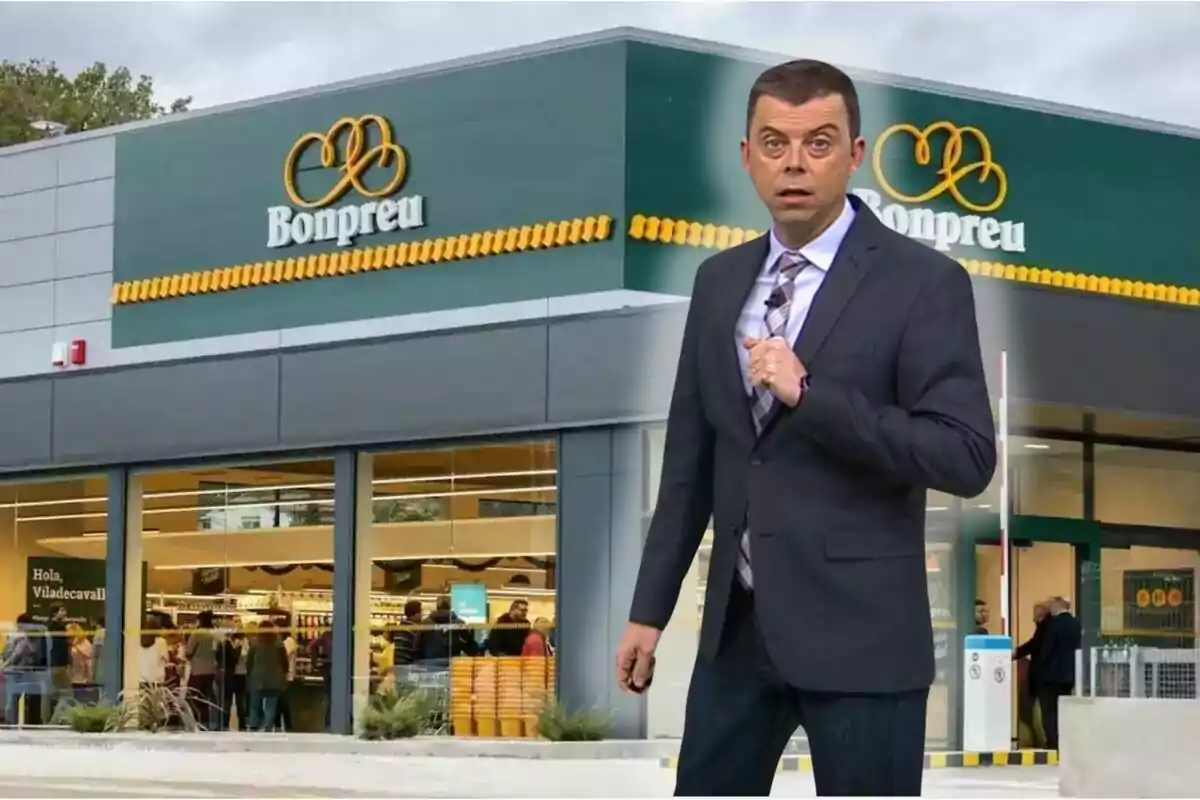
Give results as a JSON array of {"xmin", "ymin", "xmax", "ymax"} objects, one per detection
[{"xmin": 1, "ymin": 442, "xmax": 559, "ymax": 734}]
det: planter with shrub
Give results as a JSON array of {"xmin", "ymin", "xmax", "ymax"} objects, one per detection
[{"xmin": 535, "ymin": 698, "xmax": 612, "ymax": 742}]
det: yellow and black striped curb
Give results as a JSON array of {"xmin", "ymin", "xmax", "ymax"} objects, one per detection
[
  {"xmin": 660, "ymin": 750, "xmax": 1058, "ymax": 772},
  {"xmin": 110, "ymin": 214, "xmax": 614, "ymax": 305},
  {"xmin": 628, "ymin": 212, "xmax": 1200, "ymax": 308}
]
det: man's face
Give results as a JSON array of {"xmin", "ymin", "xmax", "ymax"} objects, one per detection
[
  {"xmin": 976, "ymin": 604, "xmax": 989, "ymax": 624},
  {"xmin": 512, "ymin": 603, "xmax": 528, "ymax": 622},
  {"xmin": 741, "ymin": 93, "xmax": 864, "ymax": 232}
]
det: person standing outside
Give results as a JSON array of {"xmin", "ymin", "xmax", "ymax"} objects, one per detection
[
  {"xmin": 616, "ymin": 59, "xmax": 996, "ymax": 796},
  {"xmin": 1014, "ymin": 601, "xmax": 1050, "ymax": 745},
  {"xmin": 1036, "ymin": 597, "xmax": 1081, "ymax": 750}
]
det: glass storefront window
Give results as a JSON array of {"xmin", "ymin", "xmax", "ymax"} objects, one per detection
[
  {"xmin": 1095, "ymin": 446, "xmax": 1200, "ymax": 529},
  {"xmin": 973, "ymin": 436, "xmax": 1084, "ymax": 519},
  {"xmin": 1101, "ymin": 546, "xmax": 1198, "ymax": 648},
  {"xmin": 130, "ymin": 459, "xmax": 336, "ymax": 733},
  {"xmin": 361, "ymin": 441, "xmax": 557, "ymax": 738},
  {"xmin": 0, "ymin": 476, "xmax": 109, "ymax": 727},
  {"xmin": 925, "ymin": 491, "xmax": 957, "ymax": 749}
]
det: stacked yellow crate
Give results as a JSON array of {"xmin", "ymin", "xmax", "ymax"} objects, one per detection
[
  {"xmin": 497, "ymin": 656, "xmax": 524, "ymax": 738},
  {"xmin": 449, "ymin": 657, "xmax": 475, "ymax": 736},
  {"xmin": 521, "ymin": 656, "xmax": 549, "ymax": 737},
  {"xmin": 473, "ymin": 656, "xmax": 498, "ymax": 738}
]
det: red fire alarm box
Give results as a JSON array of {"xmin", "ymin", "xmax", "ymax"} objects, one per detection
[{"xmin": 69, "ymin": 339, "xmax": 86, "ymax": 366}]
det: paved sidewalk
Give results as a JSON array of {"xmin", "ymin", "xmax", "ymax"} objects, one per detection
[
  {"xmin": 0, "ymin": 742, "xmax": 1059, "ymax": 798},
  {"xmin": 0, "ymin": 729, "xmax": 682, "ymax": 759}
]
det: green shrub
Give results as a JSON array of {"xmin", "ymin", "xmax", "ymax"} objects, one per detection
[
  {"xmin": 67, "ymin": 703, "xmax": 122, "ymax": 733},
  {"xmin": 359, "ymin": 688, "xmax": 445, "ymax": 740},
  {"xmin": 536, "ymin": 698, "xmax": 611, "ymax": 742}
]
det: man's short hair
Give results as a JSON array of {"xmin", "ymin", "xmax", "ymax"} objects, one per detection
[{"xmin": 747, "ymin": 60, "xmax": 861, "ymax": 140}]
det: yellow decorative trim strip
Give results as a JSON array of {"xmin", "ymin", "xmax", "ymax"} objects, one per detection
[
  {"xmin": 628, "ymin": 213, "xmax": 1200, "ymax": 308},
  {"xmin": 628, "ymin": 213, "xmax": 765, "ymax": 250},
  {"xmin": 957, "ymin": 259, "xmax": 1200, "ymax": 306},
  {"xmin": 111, "ymin": 214, "xmax": 614, "ymax": 305}
]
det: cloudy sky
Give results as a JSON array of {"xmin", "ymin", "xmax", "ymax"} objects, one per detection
[{"xmin": 2, "ymin": 1, "xmax": 1198, "ymax": 129}]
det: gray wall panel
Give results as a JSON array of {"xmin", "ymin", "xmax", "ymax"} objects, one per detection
[
  {"xmin": 0, "ymin": 281, "xmax": 54, "ymax": 333},
  {"xmin": 0, "ymin": 190, "xmax": 56, "ymax": 242},
  {"xmin": 52, "ymin": 355, "xmax": 281, "ymax": 464},
  {"xmin": 547, "ymin": 307, "xmax": 684, "ymax": 425},
  {"xmin": 0, "ymin": 378, "xmax": 52, "ymax": 467},
  {"xmin": 0, "ymin": 235, "xmax": 56, "ymax": 287},
  {"xmin": 56, "ymin": 226, "xmax": 114, "ymax": 279},
  {"xmin": 54, "ymin": 273, "xmax": 112, "ymax": 325},
  {"xmin": 0, "ymin": 149, "xmax": 56, "ymax": 198},
  {"xmin": 557, "ymin": 429, "xmax": 645, "ymax": 738},
  {"xmin": 981, "ymin": 281, "xmax": 1200, "ymax": 420},
  {"xmin": 56, "ymin": 180, "xmax": 114, "ymax": 232},
  {"xmin": 279, "ymin": 325, "xmax": 549, "ymax": 447},
  {"xmin": 0, "ymin": 285, "xmax": 1189, "ymax": 473},
  {"xmin": 0, "ymin": 328, "xmax": 55, "ymax": 378},
  {"xmin": 56, "ymin": 138, "xmax": 115, "ymax": 186}
]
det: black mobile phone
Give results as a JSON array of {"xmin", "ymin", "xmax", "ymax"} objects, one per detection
[{"xmin": 628, "ymin": 656, "xmax": 656, "ymax": 694}]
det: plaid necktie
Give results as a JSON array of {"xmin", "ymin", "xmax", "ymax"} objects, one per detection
[{"xmin": 737, "ymin": 250, "xmax": 810, "ymax": 590}]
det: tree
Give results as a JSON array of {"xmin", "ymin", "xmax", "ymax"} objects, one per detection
[{"xmin": 0, "ymin": 59, "xmax": 191, "ymax": 146}]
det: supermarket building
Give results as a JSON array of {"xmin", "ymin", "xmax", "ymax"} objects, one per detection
[{"xmin": 1, "ymin": 28, "xmax": 1199, "ymax": 746}]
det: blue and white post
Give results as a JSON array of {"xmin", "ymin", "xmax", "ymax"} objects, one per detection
[
  {"xmin": 962, "ymin": 350, "xmax": 1014, "ymax": 752},
  {"xmin": 963, "ymin": 634, "xmax": 1014, "ymax": 752}
]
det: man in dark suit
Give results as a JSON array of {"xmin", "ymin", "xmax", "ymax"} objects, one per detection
[
  {"xmin": 1035, "ymin": 597, "xmax": 1081, "ymax": 750},
  {"xmin": 615, "ymin": 59, "xmax": 996, "ymax": 797},
  {"xmin": 1015, "ymin": 601, "xmax": 1051, "ymax": 744}
]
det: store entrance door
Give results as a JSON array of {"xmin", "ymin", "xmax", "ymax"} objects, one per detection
[{"xmin": 971, "ymin": 516, "xmax": 1100, "ymax": 747}]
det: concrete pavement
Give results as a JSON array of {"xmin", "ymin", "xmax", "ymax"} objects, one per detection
[{"xmin": 0, "ymin": 743, "xmax": 1059, "ymax": 797}]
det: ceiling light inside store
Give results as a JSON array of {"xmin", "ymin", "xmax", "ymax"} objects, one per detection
[
  {"xmin": 23, "ymin": 484, "xmax": 557, "ymax": 525},
  {"xmin": 0, "ymin": 469, "xmax": 557, "ymax": 514},
  {"xmin": 150, "ymin": 551, "xmax": 557, "ymax": 571}
]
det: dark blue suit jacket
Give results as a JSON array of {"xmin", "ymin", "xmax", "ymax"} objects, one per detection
[{"xmin": 630, "ymin": 193, "xmax": 997, "ymax": 694}]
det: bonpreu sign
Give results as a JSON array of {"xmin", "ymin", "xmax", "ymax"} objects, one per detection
[{"xmin": 26, "ymin": 557, "xmax": 107, "ymax": 623}]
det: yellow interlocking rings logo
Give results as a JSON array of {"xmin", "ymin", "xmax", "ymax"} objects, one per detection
[
  {"xmin": 872, "ymin": 121, "xmax": 1008, "ymax": 214},
  {"xmin": 283, "ymin": 114, "xmax": 408, "ymax": 209}
]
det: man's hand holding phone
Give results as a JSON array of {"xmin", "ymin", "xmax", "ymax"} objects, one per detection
[{"xmin": 616, "ymin": 622, "xmax": 661, "ymax": 694}]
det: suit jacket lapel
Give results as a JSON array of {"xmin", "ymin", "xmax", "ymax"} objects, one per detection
[
  {"xmin": 716, "ymin": 234, "xmax": 769, "ymax": 445},
  {"xmin": 758, "ymin": 199, "xmax": 882, "ymax": 436}
]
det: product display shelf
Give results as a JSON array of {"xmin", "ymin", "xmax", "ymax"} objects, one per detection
[
  {"xmin": 447, "ymin": 655, "xmax": 557, "ymax": 739},
  {"xmin": 497, "ymin": 656, "xmax": 524, "ymax": 738},
  {"xmin": 471, "ymin": 656, "xmax": 498, "ymax": 738},
  {"xmin": 449, "ymin": 657, "xmax": 475, "ymax": 736}
]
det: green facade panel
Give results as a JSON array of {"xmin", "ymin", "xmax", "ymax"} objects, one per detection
[
  {"xmin": 110, "ymin": 34, "xmax": 1200, "ymax": 347},
  {"xmin": 112, "ymin": 42, "xmax": 628, "ymax": 347},
  {"xmin": 624, "ymin": 42, "xmax": 1200, "ymax": 296}
]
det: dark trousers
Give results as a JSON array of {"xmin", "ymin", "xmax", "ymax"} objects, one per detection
[
  {"xmin": 1017, "ymin": 675, "xmax": 1039, "ymax": 746},
  {"xmin": 675, "ymin": 586, "xmax": 928, "ymax": 797},
  {"xmin": 1034, "ymin": 681, "xmax": 1072, "ymax": 750},
  {"xmin": 223, "ymin": 674, "xmax": 247, "ymax": 731},
  {"xmin": 188, "ymin": 674, "xmax": 218, "ymax": 730}
]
